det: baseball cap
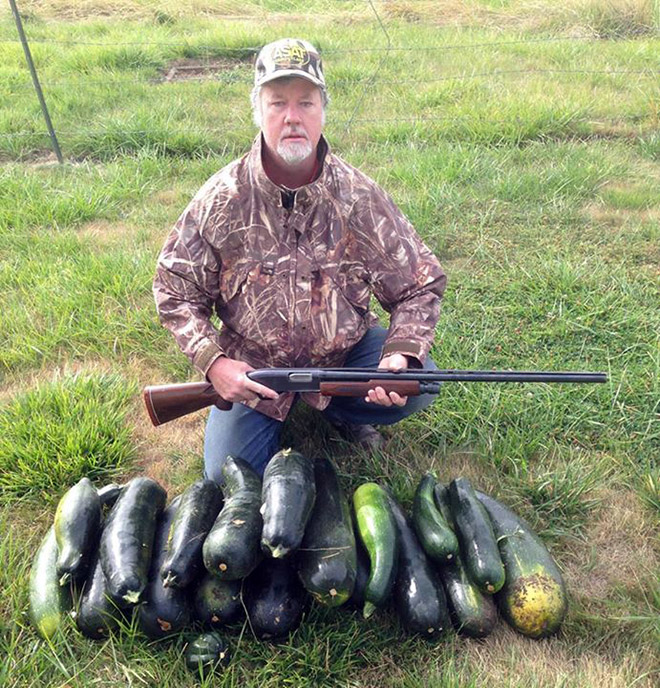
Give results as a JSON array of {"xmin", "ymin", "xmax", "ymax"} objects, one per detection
[{"xmin": 254, "ymin": 38, "xmax": 326, "ymax": 91}]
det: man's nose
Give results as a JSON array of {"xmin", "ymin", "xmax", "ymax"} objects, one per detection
[{"xmin": 284, "ymin": 105, "xmax": 301, "ymax": 123}]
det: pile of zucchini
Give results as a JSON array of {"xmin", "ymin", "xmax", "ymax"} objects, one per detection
[{"xmin": 29, "ymin": 452, "xmax": 568, "ymax": 673}]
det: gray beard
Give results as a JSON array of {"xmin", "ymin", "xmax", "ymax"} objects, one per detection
[{"xmin": 277, "ymin": 138, "xmax": 313, "ymax": 165}]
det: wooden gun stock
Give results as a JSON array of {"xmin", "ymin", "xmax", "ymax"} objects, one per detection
[
  {"xmin": 143, "ymin": 382, "xmax": 231, "ymax": 427},
  {"xmin": 143, "ymin": 379, "xmax": 423, "ymax": 427}
]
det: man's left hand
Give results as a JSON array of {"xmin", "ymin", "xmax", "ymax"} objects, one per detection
[{"xmin": 365, "ymin": 353, "xmax": 409, "ymax": 407}]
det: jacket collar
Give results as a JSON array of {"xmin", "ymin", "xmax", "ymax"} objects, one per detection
[{"xmin": 249, "ymin": 134, "xmax": 330, "ymax": 208}]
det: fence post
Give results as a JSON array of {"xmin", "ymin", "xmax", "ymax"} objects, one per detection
[{"xmin": 9, "ymin": 0, "xmax": 64, "ymax": 163}]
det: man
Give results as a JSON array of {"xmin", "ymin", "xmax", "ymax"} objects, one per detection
[{"xmin": 153, "ymin": 38, "xmax": 446, "ymax": 479}]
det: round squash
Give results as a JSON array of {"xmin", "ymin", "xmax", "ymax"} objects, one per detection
[{"xmin": 184, "ymin": 631, "xmax": 230, "ymax": 678}]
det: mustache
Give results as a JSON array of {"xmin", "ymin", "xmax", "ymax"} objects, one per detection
[{"xmin": 280, "ymin": 127, "xmax": 309, "ymax": 140}]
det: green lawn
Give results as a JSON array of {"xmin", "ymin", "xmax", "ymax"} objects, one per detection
[{"xmin": 1, "ymin": 1, "xmax": 658, "ymax": 686}]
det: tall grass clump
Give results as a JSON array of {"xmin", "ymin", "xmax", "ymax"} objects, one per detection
[
  {"xmin": 508, "ymin": 448, "xmax": 613, "ymax": 538},
  {"xmin": 581, "ymin": 0, "xmax": 658, "ymax": 38},
  {"xmin": 531, "ymin": 0, "xmax": 659, "ymax": 37},
  {"xmin": 0, "ymin": 373, "xmax": 137, "ymax": 502}
]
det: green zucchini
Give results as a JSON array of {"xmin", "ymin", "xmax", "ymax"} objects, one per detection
[
  {"xmin": 412, "ymin": 472, "xmax": 458, "ymax": 564},
  {"xmin": 261, "ymin": 448, "xmax": 316, "ymax": 559},
  {"xmin": 138, "ymin": 497, "xmax": 191, "ymax": 639},
  {"xmin": 387, "ymin": 493, "xmax": 450, "ymax": 639},
  {"xmin": 203, "ymin": 456, "xmax": 263, "ymax": 580},
  {"xmin": 161, "ymin": 479, "xmax": 223, "ymax": 588},
  {"xmin": 29, "ymin": 526, "xmax": 72, "ymax": 639},
  {"xmin": 434, "ymin": 484, "xmax": 497, "ymax": 637},
  {"xmin": 185, "ymin": 631, "xmax": 230, "ymax": 677},
  {"xmin": 193, "ymin": 573, "xmax": 244, "ymax": 629},
  {"xmin": 76, "ymin": 539, "xmax": 124, "ymax": 639},
  {"xmin": 449, "ymin": 477, "xmax": 505, "ymax": 594},
  {"xmin": 477, "ymin": 490, "xmax": 568, "ymax": 638},
  {"xmin": 244, "ymin": 558, "xmax": 307, "ymax": 641},
  {"xmin": 99, "ymin": 476, "xmax": 167, "ymax": 605},
  {"xmin": 297, "ymin": 457, "xmax": 357, "ymax": 607},
  {"xmin": 54, "ymin": 477, "xmax": 102, "ymax": 586},
  {"xmin": 352, "ymin": 482, "xmax": 399, "ymax": 618}
]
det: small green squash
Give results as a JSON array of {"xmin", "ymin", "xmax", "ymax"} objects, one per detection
[{"xmin": 185, "ymin": 631, "xmax": 230, "ymax": 678}]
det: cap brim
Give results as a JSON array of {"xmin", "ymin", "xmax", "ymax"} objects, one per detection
[{"xmin": 256, "ymin": 70, "xmax": 325, "ymax": 89}]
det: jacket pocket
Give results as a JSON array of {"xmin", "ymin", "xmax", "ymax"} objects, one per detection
[
  {"xmin": 219, "ymin": 259, "xmax": 258, "ymax": 303},
  {"xmin": 219, "ymin": 259, "xmax": 288, "ymax": 333}
]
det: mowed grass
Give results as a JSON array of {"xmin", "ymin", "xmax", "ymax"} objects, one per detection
[{"xmin": 0, "ymin": 1, "xmax": 659, "ymax": 686}]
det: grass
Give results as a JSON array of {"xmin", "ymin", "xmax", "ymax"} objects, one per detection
[
  {"xmin": 0, "ymin": 1, "xmax": 659, "ymax": 686},
  {"xmin": 0, "ymin": 373, "xmax": 137, "ymax": 501}
]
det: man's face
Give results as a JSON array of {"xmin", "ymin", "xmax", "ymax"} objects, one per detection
[{"xmin": 259, "ymin": 78, "xmax": 324, "ymax": 167}]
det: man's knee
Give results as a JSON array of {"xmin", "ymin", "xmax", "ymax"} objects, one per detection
[
  {"xmin": 203, "ymin": 450, "xmax": 230, "ymax": 485},
  {"xmin": 203, "ymin": 405, "xmax": 281, "ymax": 480}
]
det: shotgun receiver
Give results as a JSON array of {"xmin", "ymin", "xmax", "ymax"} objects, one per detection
[{"xmin": 143, "ymin": 367, "xmax": 607, "ymax": 427}]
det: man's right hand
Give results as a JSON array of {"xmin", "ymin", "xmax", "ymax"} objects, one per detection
[{"xmin": 207, "ymin": 356, "xmax": 279, "ymax": 404}]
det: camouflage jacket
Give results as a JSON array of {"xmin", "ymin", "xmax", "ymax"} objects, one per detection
[{"xmin": 153, "ymin": 134, "xmax": 446, "ymax": 420}]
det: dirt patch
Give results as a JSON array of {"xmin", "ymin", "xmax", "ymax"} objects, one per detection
[
  {"xmin": 77, "ymin": 218, "xmax": 139, "ymax": 247},
  {"xmin": 160, "ymin": 56, "xmax": 252, "ymax": 83},
  {"xmin": 584, "ymin": 202, "xmax": 660, "ymax": 224},
  {"xmin": 130, "ymin": 406, "xmax": 205, "ymax": 493},
  {"xmin": 0, "ymin": 151, "xmax": 80, "ymax": 167},
  {"xmin": 151, "ymin": 188, "xmax": 184, "ymax": 206}
]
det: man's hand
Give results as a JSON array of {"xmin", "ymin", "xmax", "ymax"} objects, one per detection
[
  {"xmin": 207, "ymin": 356, "xmax": 279, "ymax": 404},
  {"xmin": 365, "ymin": 353, "xmax": 409, "ymax": 407}
]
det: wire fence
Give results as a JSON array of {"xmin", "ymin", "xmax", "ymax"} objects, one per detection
[
  {"xmin": 4, "ymin": 68, "xmax": 658, "ymax": 93},
  {"xmin": 2, "ymin": 0, "xmax": 659, "ymax": 159}
]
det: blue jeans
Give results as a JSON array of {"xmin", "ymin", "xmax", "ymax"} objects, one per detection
[{"xmin": 203, "ymin": 327, "xmax": 438, "ymax": 480}]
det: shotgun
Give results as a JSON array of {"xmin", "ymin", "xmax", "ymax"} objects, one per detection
[{"xmin": 143, "ymin": 367, "xmax": 607, "ymax": 427}]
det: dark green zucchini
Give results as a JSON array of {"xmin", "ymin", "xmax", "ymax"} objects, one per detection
[
  {"xmin": 352, "ymin": 482, "xmax": 399, "ymax": 618},
  {"xmin": 387, "ymin": 493, "xmax": 450, "ymax": 640},
  {"xmin": 203, "ymin": 456, "xmax": 263, "ymax": 580},
  {"xmin": 477, "ymin": 490, "xmax": 568, "ymax": 638},
  {"xmin": 193, "ymin": 573, "xmax": 244, "ymax": 629},
  {"xmin": 54, "ymin": 477, "xmax": 102, "ymax": 586},
  {"xmin": 434, "ymin": 484, "xmax": 497, "ymax": 637},
  {"xmin": 412, "ymin": 472, "xmax": 458, "ymax": 565},
  {"xmin": 441, "ymin": 549, "xmax": 499, "ymax": 638},
  {"xmin": 449, "ymin": 478, "xmax": 505, "ymax": 594},
  {"xmin": 433, "ymin": 482, "xmax": 454, "ymax": 524},
  {"xmin": 99, "ymin": 476, "xmax": 167, "ymax": 605},
  {"xmin": 76, "ymin": 541, "xmax": 124, "ymax": 639},
  {"xmin": 138, "ymin": 497, "xmax": 191, "ymax": 639},
  {"xmin": 347, "ymin": 528, "xmax": 370, "ymax": 609},
  {"xmin": 161, "ymin": 479, "xmax": 223, "ymax": 588},
  {"xmin": 185, "ymin": 631, "xmax": 230, "ymax": 677},
  {"xmin": 29, "ymin": 526, "xmax": 72, "ymax": 639},
  {"xmin": 244, "ymin": 558, "xmax": 307, "ymax": 641},
  {"xmin": 261, "ymin": 448, "xmax": 316, "ymax": 559},
  {"xmin": 297, "ymin": 457, "xmax": 356, "ymax": 607}
]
